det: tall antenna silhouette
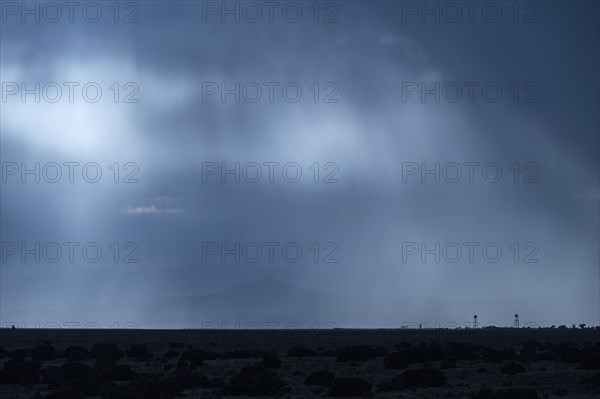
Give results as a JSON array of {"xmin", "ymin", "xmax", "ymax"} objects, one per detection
[
  {"xmin": 473, "ymin": 315, "xmax": 478, "ymax": 329},
  {"xmin": 514, "ymin": 314, "xmax": 519, "ymax": 329}
]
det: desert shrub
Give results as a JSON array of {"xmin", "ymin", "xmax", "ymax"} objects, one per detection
[
  {"xmin": 581, "ymin": 372, "xmax": 600, "ymax": 385},
  {"xmin": 500, "ymin": 361, "xmax": 525, "ymax": 375},
  {"xmin": 43, "ymin": 387, "xmax": 87, "ymax": 399},
  {"xmin": 220, "ymin": 349, "xmax": 268, "ymax": 360},
  {"xmin": 31, "ymin": 344, "xmax": 57, "ymax": 361},
  {"xmin": 10, "ymin": 348, "xmax": 29, "ymax": 359},
  {"xmin": 0, "ymin": 358, "xmax": 41, "ymax": 384},
  {"xmin": 538, "ymin": 349, "xmax": 558, "ymax": 361},
  {"xmin": 176, "ymin": 359, "xmax": 190, "ymax": 371},
  {"xmin": 395, "ymin": 343, "xmax": 445, "ymax": 363},
  {"xmin": 163, "ymin": 349, "xmax": 180, "ymax": 358},
  {"xmin": 556, "ymin": 343, "xmax": 580, "ymax": 363},
  {"xmin": 180, "ymin": 348, "xmax": 212, "ymax": 367},
  {"xmin": 41, "ymin": 366, "xmax": 64, "ymax": 385},
  {"xmin": 223, "ymin": 365, "xmax": 285, "ymax": 396},
  {"xmin": 440, "ymin": 359, "xmax": 457, "ymax": 369},
  {"xmin": 553, "ymin": 386, "xmax": 569, "ymax": 396},
  {"xmin": 108, "ymin": 364, "xmax": 136, "ymax": 381},
  {"xmin": 329, "ymin": 377, "xmax": 372, "ymax": 397},
  {"xmin": 578, "ymin": 344, "xmax": 600, "ymax": 369},
  {"xmin": 134, "ymin": 377, "xmax": 181, "ymax": 399},
  {"xmin": 305, "ymin": 370, "xmax": 335, "ymax": 387},
  {"xmin": 260, "ymin": 354, "xmax": 282, "ymax": 368},
  {"xmin": 287, "ymin": 346, "xmax": 317, "ymax": 357},
  {"xmin": 520, "ymin": 341, "xmax": 540, "ymax": 359},
  {"xmin": 61, "ymin": 362, "xmax": 91, "ymax": 380},
  {"xmin": 336, "ymin": 345, "xmax": 378, "ymax": 362},
  {"xmin": 383, "ymin": 352, "xmax": 409, "ymax": 369},
  {"xmin": 480, "ymin": 347, "xmax": 516, "ymax": 363},
  {"xmin": 65, "ymin": 346, "xmax": 90, "ymax": 361},
  {"xmin": 90, "ymin": 343, "xmax": 123, "ymax": 363},
  {"xmin": 171, "ymin": 370, "xmax": 223, "ymax": 390},
  {"xmin": 445, "ymin": 342, "xmax": 479, "ymax": 361},
  {"xmin": 393, "ymin": 368, "xmax": 446, "ymax": 388},
  {"xmin": 170, "ymin": 369, "xmax": 204, "ymax": 389},
  {"xmin": 473, "ymin": 388, "xmax": 538, "ymax": 399},
  {"xmin": 395, "ymin": 341, "xmax": 412, "ymax": 350},
  {"xmin": 125, "ymin": 344, "xmax": 152, "ymax": 362}
]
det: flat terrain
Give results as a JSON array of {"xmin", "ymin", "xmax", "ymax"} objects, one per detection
[{"xmin": 1, "ymin": 328, "xmax": 599, "ymax": 398}]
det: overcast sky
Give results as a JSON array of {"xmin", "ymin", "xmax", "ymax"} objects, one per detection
[{"xmin": 1, "ymin": 1, "xmax": 599, "ymax": 328}]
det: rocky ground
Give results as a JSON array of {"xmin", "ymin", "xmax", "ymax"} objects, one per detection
[{"xmin": 0, "ymin": 328, "xmax": 599, "ymax": 398}]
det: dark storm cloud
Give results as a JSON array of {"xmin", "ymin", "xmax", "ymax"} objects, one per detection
[{"xmin": 1, "ymin": 1, "xmax": 598, "ymax": 327}]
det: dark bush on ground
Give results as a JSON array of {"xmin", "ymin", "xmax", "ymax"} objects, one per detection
[
  {"xmin": 553, "ymin": 387, "xmax": 569, "ymax": 397},
  {"xmin": 180, "ymin": 348, "xmax": 214, "ymax": 367},
  {"xmin": 401, "ymin": 343, "xmax": 445, "ymax": 363},
  {"xmin": 383, "ymin": 352, "xmax": 409, "ymax": 369},
  {"xmin": 444, "ymin": 342, "xmax": 479, "ymax": 361},
  {"xmin": 171, "ymin": 369, "xmax": 223, "ymax": 390},
  {"xmin": 125, "ymin": 344, "xmax": 152, "ymax": 362},
  {"xmin": 0, "ymin": 346, "xmax": 7, "ymax": 359},
  {"xmin": 176, "ymin": 359, "xmax": 190, "ymax": 371},
  {"xmin": 329, "ymin": 377, "xmax": 372, "ymax": 397},
  {"xmin": 65, "ymin": 346, "xmax": 90, "ymax": 361},
  {"xmin": 169, "ymin": 341, "xmax": 185, "ymax": 349},
  {"xmin": 395, "ymin": 341, "xmax": 412, "ymax": 350},
  {"xmin": 163, "ymin": 349, "xmax": 180, "ymax": 358},
  {"xmin": 578, "ymin": 344, "xmax": 600, "ymax": 369},
  {"xmin": 336, "ymin": 345, "xmax": 378, "ymax": 362},
  {"xmin": 0, "ymin": 358, "xmax": 41, "ymax": 384},
  {"xmin": 260, "ymin": 354, "xmax": 282, "ymax": 368},
  {"xmin": 108, "ymin": 364, "xmax": 136, "ymax": 381},
  {"xmin": 480, "ymin": 347, "xmax": 517, "ymax": 363},
  {"xmin": 581, "ymin": 372, "xmax": 600, "ymax": 385},
  {"xmin": 220, "ymin": 349, "xmax": 269, "ymax": 360},
  {"xmin": 305, "ymin": 370, "xmax": 335, "ymax": 387},
  {"xmin": 43, "ymin": 387, "xmax": 87, "ymax": 399},
  {"xmin": 287, "ymin": 346, "xmax": 317, "ymax": 357},
  {"xmin": 31, "ymin": 344, "xmax": 57, "ymax": 361},
  {"xmin": 90, "ymin": 343, "xmax": 123, "ymax": 363},
  {"xmin": 223, "ymin": 365, "xmax": 285, "ymax": 396},
  {"xmin": 474, "ymin": 388, "xmax": 538, "ymax": 399},
  {"xmin": 440, "ymin": 359, "xmax": 457, "ymax": 369},
  {"xmin": 556, "ymin": 343, "xmax": 580, "ymax": 363},
  {"xmin": 41, "ymin": 366, "xmax": 64, "ymax": 385},
  {"xmin": 174, "ymin": 370, "xmax": 204, "ymax": 389},
  {"xmin": 537, "ymin": 349, "xmax": 558, "ymax": 361},
  {"xmin": 60, "ymin": 362, "xmax": 91, "ymax": 380},
  {"xmin": 393, "ymin": 368, "xmax": 446, "ymax": 388},
  {"xmin": 501, "ymin": 361, "xmax": 525, "ymax": 375},
  {"xmin": 134, "ymin": 376, "xmax": 182, "ymax": 399},
  {"xmin": 444, "ymin": 343, "xmax": 517, "ymax": 363},
  {"xmin": 4, "ymin": 356, "xmax": 36, "ymax": 370},
  {"xmin": 10, "ymin": 348, "xmax": 29, "ymax": 359},
  {"xmin": 94, "ymin": 357, "xmax": 117, "ymax": 371},
  {"xmin": 520, "ymin": 341, "xmax": 540, "ymax": 360}
]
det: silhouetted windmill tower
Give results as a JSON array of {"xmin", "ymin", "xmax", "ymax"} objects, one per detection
[
  {"xmin": 514, "ymin": 314, "xmax": 519, "ymax": 329},
  {"xmin": 473, "ymin": 315, "xmax": 478, "ymax": 329}
]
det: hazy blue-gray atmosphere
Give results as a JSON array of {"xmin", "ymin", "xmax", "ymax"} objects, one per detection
[{"xmin": 0, "ymin": 1, "xmax": 599, "ymax": 329}]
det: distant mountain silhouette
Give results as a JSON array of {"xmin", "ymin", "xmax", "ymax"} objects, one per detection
[{"xmin": 136, "ymin": 277, "xmax": 348, "ymax": 328}]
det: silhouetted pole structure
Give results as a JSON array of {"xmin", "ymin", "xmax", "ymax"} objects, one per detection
[
  {"xmin": 514, "ymin": 314, "xmax": 519, "ymax": 329},
  {"xmin": 473, "ymin": 315, "xmax": 478, "ymax": 329}
]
